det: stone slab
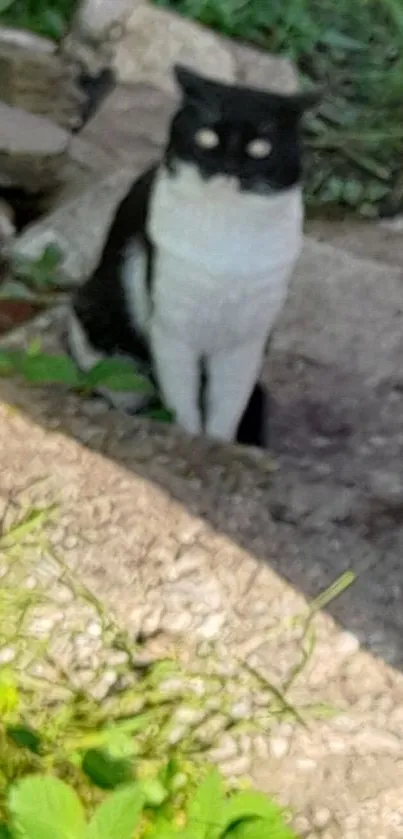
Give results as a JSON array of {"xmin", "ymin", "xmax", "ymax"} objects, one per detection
[
  {"xmin": 0, "ymin": 27, "xmax": 85, "ymax": 130},
  {"xmin": 0, "ymin": 102, "xmax": 70, "ymax": 193}
]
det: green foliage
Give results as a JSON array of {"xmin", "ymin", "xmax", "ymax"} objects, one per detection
[
  {"xmin": 11, "ymin": 246, "xmax": 63, "ymax": 292},
  {"xmin": 5, "ymin": 771, "xmax": 297, "ymax": 839},
  {"xmin": 0, "ymin": 345, "xmax": 155, "ymax": 396},
  {"xmin": 0, "ymin": 0, "xmax": 77, "ymax": 39},
  {"xmin": 9, "ymin": 776, "xmax": 87, "ymax": 839}
]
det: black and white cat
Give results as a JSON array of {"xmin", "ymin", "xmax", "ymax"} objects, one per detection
[{"xmin": 67, "ymin": 64, "xmax": 317, "ymax": 447}]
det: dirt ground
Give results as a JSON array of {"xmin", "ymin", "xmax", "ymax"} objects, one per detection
[{"xmin": 307, "ymin": 216, "xmax": 403, "ymax": 267}]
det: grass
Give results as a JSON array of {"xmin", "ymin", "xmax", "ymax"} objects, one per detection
[
  {"xmin": 1, "ymin": 0, "xmax": 401, "ymax": 215},
  {"xmin": 0, "ymin": 488, "xmax": 355, "ymax": 824}
]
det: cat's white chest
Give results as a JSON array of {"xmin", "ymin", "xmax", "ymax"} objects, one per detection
[{"xmin": 146, "ymin": 164, "xmax": 303, "ymax": 352}]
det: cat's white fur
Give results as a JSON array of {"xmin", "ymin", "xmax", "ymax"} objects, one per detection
[{"xmin": 69, "ymin": 162, "xmax": 303, "ymax": 441}]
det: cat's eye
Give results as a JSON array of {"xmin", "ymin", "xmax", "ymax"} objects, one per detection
[
  {"xmin": 246, "ymin": 138, "xmax": 272, "ymax": 159},
  {"xmin": 194, "ymin": 127, "xmax": 220, "ymax": 150}
]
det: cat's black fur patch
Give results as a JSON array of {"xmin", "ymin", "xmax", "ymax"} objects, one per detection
[
  {"xmin": 72, "ymin": 166, "xmax": 156, "ymax": 364},
  {"xmin": 236, "ymin": 382, "xmax": 269, "ymax": 448}
]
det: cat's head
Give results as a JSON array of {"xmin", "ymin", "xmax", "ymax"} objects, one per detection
[{"xmin": 166, "ymin": 64, "xmax": 320, "ymax": 195}]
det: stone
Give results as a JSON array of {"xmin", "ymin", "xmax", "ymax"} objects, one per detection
[
  {"xmin": 0, "ymin": 103, "xmax": 70, "ymax": 194},
  {"xmin": 231, "ymin": 40, "xmax": 297, "ymax": 93},
  {"xmin": 0, "ymin": 27, "xmax": 85, "ymax": 130},
  {"xmin": 269, "ymin": 737, "xmax": 289, "ymax": 759},
  {"xmin": 80, "ymin": 82, "xmax": 175, "ymax": 165},
  {"xmin": 209, "ymin": 735, "xmax": 238, "ymax": 763},
  {"xmin": 196, "ymin": 613, "xmax": 226, "ymax": 640},
  {"xmin": 0, "ymin": 199, "xmax": 16, "ymax": 243},
  {"xmin": 220, "ymin": 755, "xmax": 251, "ymax": 777},
  {"xmin": 113, "ymin": 3, "xmax": 236, "ymax": 91},
  {"xmin": 313, "ymin": 810, "xmax": 332, "ymax": 829},
  {"xmin": 73, "ymin": 0, "xmax": 135, "ymax": 42},
  {"xmin": 367, "ymin": 469, "xmax": 403, "ymax": 509},
  {"xmin": 13, "ymin": 168, "xmax": 131, "ymax": 285},
  {"xmin": 274, "ymin": 240, "xmax": 403, "ymax": 381}
]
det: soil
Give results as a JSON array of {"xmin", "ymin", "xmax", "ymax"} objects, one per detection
[{"xmin": 0, "ymin": 300, "xmax": 43, "ymax": 336}]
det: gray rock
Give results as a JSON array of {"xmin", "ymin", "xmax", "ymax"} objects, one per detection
[
  {"xmin": 0, "ymin": 27, "xmax": 85, "ymax": 130},
  {"xmin": 367, "ymin": 469, "xmax": 403, "ymax": 509},
  {"xmin": 0, "ymin": 199, "xmax": 15, "ymax": 243},
  {"xmin": 80, "ymin": 82, "xmax": 174, "ymax": 165},
  {"xmin": 73, "ymin": 0, "xmax": 135, "ymax": 42},
  {"xmin": 231, "ymin": 40, "xmax": 297, "ymax": 93},
  {"xmin": 0, "ymin": 103, "xmax": 70, "ymax": 193},
  {"xmin": 113, "ymin": 3, "xmax": 236, "ymax": 91}
]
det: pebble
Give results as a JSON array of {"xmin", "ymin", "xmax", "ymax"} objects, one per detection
[
  {"xmin": 296, "ymin": 758, "xmax": 317, "ymax": 771},
  {"xmin": 87, "ymin": 620, "xmax": 102, "ymax": 638},
  {"xmin": 168, "ymin": 725, "xmax": 188, "ymax": 745},
  {"xmin": 253, "ymin": 735, "xmax": 270, "ymax": 760},
  {"xmin": 269, "ymin": 737, "xmax": 289, "ymax": 759},
  {"xmin": 0, "ymin": 647, "xmax": 16, "ymax": 664},
  {"xmin": 196, "ymin": 714, "xmax": 228, "ymax": 743},
  {"xmin": 209, "ymin": 735, "xmax": 238, "ymax": 763},
  {"xmin": 313, "ymin": 808, "xmax": 331, "ymax": 829},
  {"xmin": 107, "ymin": 650, "xmax": 129, "ymax": 667},
  {"xmin": 140, "ymin": 607, "xmax": 163, "ymax": 637},
  {"xmin": 197, "ymin": 613, "xmax": 226, "ymax": 640},
  {"xmin": 368, "ymin": 468, "xmax": 403, "ymax": 508},
  {"xmin": 29, "ymin": 616, "xmax": 56, "ymax": 636},
  {"xmin": 293, "ymin": 816, "xmax": 311, "ymax": 836},
  {"xmin": 90, "ymin": 669, "xmax": 117, "ymax": 701},
  {"xmin": 51, "ymin": 584, "xmax": 74, "ymax": 603},
  {"xmin": 24, "ymin": 576, "xmax": 38, "ymax": 590},
  {"xmin": 230, "ymin": 699, "xmax": 252, "ymax": 720},
  {"xmin": 220, "ymin": 755, "xmax": 251, "ymax": 777},
  {"xmin": 175, "ymin": 706, "xmax": 206, "ymax": 726},
  {"xmin": 165, "ymin": 611, "xmax": 193, "ymax": 633},
  {"xmin": 336, "ymin": 631, "xmax": 360, "ymax": 656},
  {"xmin": 160, "ymin": 677, "xmax": 186, "ymax": 694}
]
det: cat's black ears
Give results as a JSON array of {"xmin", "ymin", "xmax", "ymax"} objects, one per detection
[
  {"xmin": 174, "ymin": 63, "xmax": 322, "ymax": 114},
  {"xmin": 174, "ymin": 64, "xmax": 212, "ymax": 102},
  {"xmin": 289, "ymin": 88, "xmax": 323, "ymax": 113}
]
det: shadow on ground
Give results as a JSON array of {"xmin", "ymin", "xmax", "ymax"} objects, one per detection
[{"xmin": 1, "ymin": 298, "xmax": 402, "ymax": 673}]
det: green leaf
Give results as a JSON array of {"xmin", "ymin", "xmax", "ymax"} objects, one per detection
[
  {"xmin": 140, "ymin": 779, "xmax": 168, "ymax": 807},
  {"xmin": 0, "ymin": 823, "xmax": 12, "ymax": 839},
  {"xmin": 186, "ymin": 769, "xmax": 224, "ymax": 839},
  {"xmin": 82, "ymin": 748, "xmax": 132, "ymax": 790},
  {"xmin": 12, "ymin": 353, "xmax": 82, "ymax": 386},
  {"xmin": 0, "ymin": 351, "xmax": 19, "ymax": 376},
  {"xmin": 86, "ymin": 783, "xmax": 145, "ymax": 839},
  {"xmin": 147, "ymin": 816, "xmax": 183, "ymax": 839},
  {"xmin": 42, "ymin": 9, "xmax": 66, "ymax": 38},
  {"xmin": 227, "ymin": 818, "xmax": 297, "ymax": 839},
  {"xmin": 8, "ymin": 776, "xmax": 86, "ymax": 839},
  {"xmin": 39, "ymin": 244, "xmax": 63, "ymax": 270},
  {"xmin": 146, "ymin": 407, "xmax": 175, "ymax": 423},
  {"xmin": 320, "ymin": 30, "xmax": 366, "ymax": 51},
  {"xmin": 7, "ymin": 725, "xmax": 41, "ymax": 754},
  {"xmin": 0, "ymin": 281, "xmax": 36, "ymax": 301},
  {"xmin": 217, "ymin": 793, "xmax": 287, "ymax": 838},
  {"xmin": 82, "ymin": 359, "xmax": 155, "ymax": 394},
  {"xmin": 0, "ymin": 671, "xmax": 19, "ymax": 715},
  {"xmin": 0, "ymin": 0, "xmax": 15, "ymax": 13}
]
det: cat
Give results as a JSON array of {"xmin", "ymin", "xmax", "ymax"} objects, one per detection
[{"xmin": 66, "ymin": 64, "xmax": 318, "ymax": 447}]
